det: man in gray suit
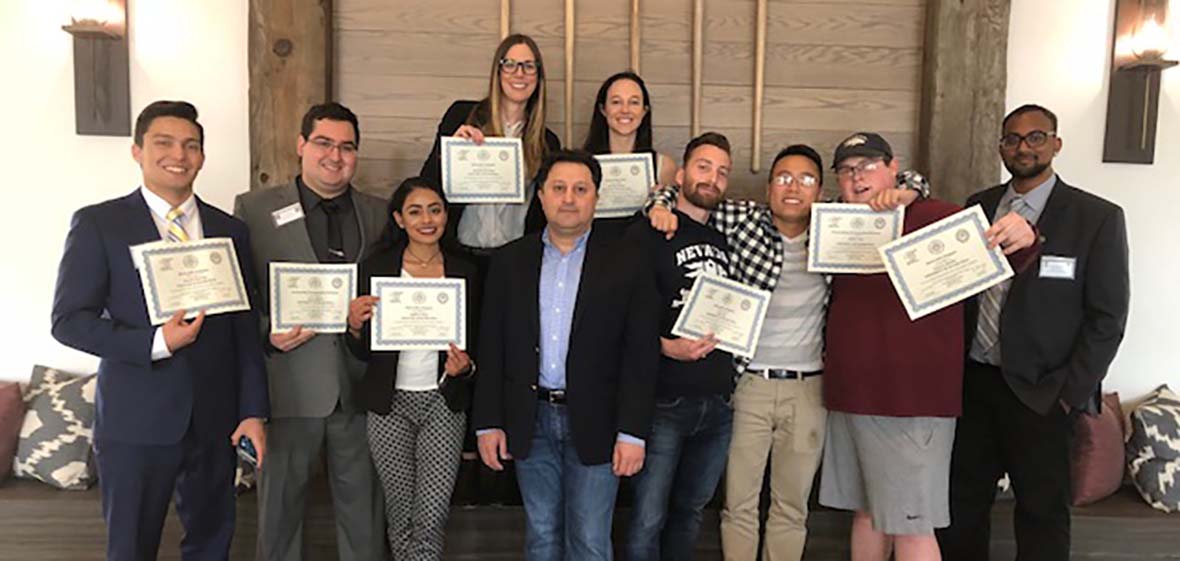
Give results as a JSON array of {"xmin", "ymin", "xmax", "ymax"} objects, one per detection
[{"xmin": 234, "ymin": 102, "xmax": 386, "ymax": 561}]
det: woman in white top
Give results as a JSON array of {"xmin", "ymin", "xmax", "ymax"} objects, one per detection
[{"xmin": 346, "ymin": 177, "xmax": 478, "ymax": 561}]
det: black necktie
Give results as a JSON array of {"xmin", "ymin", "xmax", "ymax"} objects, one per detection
[{"xmin": 322, "ymin": 199, "xmax": 345, "ymax": 262}]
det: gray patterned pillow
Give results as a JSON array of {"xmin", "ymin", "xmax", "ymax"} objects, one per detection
[
  {"xmin": 14, "ymin": 366, "xmax": 97, "ymax": 490},
  {"xmin": 1126, "ymin": 384, "xmax": 1180, "ymax": 513}
]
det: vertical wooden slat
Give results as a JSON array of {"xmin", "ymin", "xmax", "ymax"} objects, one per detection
[
  {"xmin": 248, "ymin": 0, "xmax": 333, "ymax": 191},
  {"xmin": 564, "ymin": 0, "xmax": 575, "ymax": 146},
  {"xmin": 751, "ymin": 0, "xmax": 767, "ymax": 172},
  {"xmin": 630, "ymin": 0, "xmax": 641, "ymax": 73},
  {"xmin": 918, "ymin": 0, "xmax": 1011, "ymax": 203},
  {"xmin": 691, "ymin": 0, "xmax": 703, "ymax": 137},
  {"xmin": 500, "ymin": 0, "xmax": 510, "ymax": 40}
]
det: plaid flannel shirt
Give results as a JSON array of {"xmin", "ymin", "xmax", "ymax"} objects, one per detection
[{"xmin": 644, "ymin": 170, "xmax": 930, "ymax": 371}]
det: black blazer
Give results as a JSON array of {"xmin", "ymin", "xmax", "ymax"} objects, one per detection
[
  {"xmin": 965, "ymin": 176, "xmax": 1130, "ymax": 415},
  {"xmin": 347, "ymin": 243, "xmax": 480, "ymax": 414},
  {"xmin": 419, "ymin": 100, "xmax": 561, "ymax": 246},
  {"xmin": 472, "ymin": 229, "xmax": 662, "ymax": 465}
]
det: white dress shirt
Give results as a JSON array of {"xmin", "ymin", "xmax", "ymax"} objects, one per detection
[{"xmin": 140, "ymin": 186, "xmax": 204, "ymax": 361}]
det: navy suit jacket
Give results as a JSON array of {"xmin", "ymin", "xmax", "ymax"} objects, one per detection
[
  {"xmin": 51, "ymin": 190, "xmax": 269, "ymax": 445},
  {"xmin": 965, "ymin": 176, "xmax": 1130, "ymax": 415}
]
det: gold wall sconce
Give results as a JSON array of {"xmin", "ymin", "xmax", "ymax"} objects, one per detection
[
  {"xmin": 61, "ymin": 0, "xmax": 130, "ymax": 136},
  {"xmin": 1103, "ymin": 0, "xmax": 1177, "ymax": 163}
]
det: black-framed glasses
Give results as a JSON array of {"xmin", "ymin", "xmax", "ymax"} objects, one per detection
[
  {"xmin": 499, "ymin": 58, "xmax": 540, "ymax": 76},
  {"xmin": 835, "ymin": 158, "xmax": 884, "ymax": 179},
  {"xmin": 999, "ymin": 130, "xmax": 1055, "ymax": 150},
  {"xmin": 773, "ymin": 173, "xmax": 819, "ymax": 188}
]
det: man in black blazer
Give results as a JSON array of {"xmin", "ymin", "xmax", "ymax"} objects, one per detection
[
  {"xmin": 474, "ymin": 149, "xmax": 661, "ymax": 561},
  {"xmin": 51, "ymin": 101, "xmax": 269, "ymax": 561},
  {"xmin": 937, "ymin": 104, "xmax": 1130, "ymax": 561}
]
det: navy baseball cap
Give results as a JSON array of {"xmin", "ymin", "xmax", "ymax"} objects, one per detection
[{"xmin": 832, "ymin": 132, "xmax": 893, "ymax": 169}]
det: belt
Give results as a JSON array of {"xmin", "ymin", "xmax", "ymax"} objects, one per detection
[
  {"xmin": 743, "ymin": 368, "xmax": 823, "ymax": 380},
  {"xmin": 535, "ymin": 387, "xmax": 567, "ymax": 404}
]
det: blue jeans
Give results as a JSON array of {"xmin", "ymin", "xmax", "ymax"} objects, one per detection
[
  {"xmin": 626, "ymin": 394, "xmax": 734, "ymax": 561},
  {"xmin": 515, "ymin": 402, "xmax": 620, "ymax": 561}
]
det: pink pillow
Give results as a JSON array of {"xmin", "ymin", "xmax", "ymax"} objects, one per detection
[
  {"xmin": 1070, "ymin": 392, "xmax": 1126, "ymax": 506},
  {"xmin": 0, "ymin": 383, "xmax": 24, "ymax": 482}
]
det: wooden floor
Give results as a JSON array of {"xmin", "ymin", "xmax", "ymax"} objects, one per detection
[{"xmin": 0, "ymin": 478, "xmax": 1177, "ymax": 560}]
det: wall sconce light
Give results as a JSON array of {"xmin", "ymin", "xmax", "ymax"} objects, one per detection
[
  {"xmin": 1103, "ymin": 0, "xmax": 1177, "ymax": 164},
  {"xmin": 62, "ymin": 0, "xmax": 130, "ymax": 136}
]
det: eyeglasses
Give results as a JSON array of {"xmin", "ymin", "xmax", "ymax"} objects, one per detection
[
  {"xmin": 773, "ymin": 173, "xmax": 819, "ymax": 188},
  {"xmin": 499, "ymin": 58, "xmax": 540, "ymax": 76},
  {"xmin": 834, "ymin": 159, "xmax": 884, "ymax": 179},
  {"xmin": 309, "ymin": 137, "xmax": 358, "ymax": 155},
  {"xmin": 999, "ymin": 130, "xmax": 1055, "ymax": 150}
]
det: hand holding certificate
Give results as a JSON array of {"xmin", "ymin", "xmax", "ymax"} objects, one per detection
[
  {"xmin": 371, "ymin": 278, "xmax": 467, "ymax": 351},
  {"xmin": 269, "ymin": 263, "xmax": 356, "ymax": 334},
  {"xmin": 671, "ymin": 274, "xmax": 771, "ymax": 359},
  {"xmin": 878, "ymin": 206, "xmax": 1014, "ymax": 320},
  {"xmin": 594, "ymin": 153, "xmax": 655, "ymax": 218},
  {"xmin": 808, "ymin": 203, "xmax": 905, "ymax": 273},
  {"xmin": 132, "ymin": 237, "xmax": 251, "ymax": 325},
  {"xmin": 440, "ymin": 136, "xmax": 525, "ymax": 204}
]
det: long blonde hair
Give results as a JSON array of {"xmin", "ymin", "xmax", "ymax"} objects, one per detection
[{"xmin": 468, "ymin": 34, "xmax": 549, "ymax": 178}]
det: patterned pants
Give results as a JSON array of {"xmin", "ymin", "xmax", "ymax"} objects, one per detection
[{"xmin": 367, "ymin": 390, "xmax": 466, "ymax": 561}]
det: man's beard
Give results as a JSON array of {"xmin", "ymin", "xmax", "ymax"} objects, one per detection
[
  {"xmin": 684, "ymin": 182, "xmax": 721, "ymax": 209},
  {"xmin": 1003, "ymin": 157, "xmax": 1050, "ymax": 179}
]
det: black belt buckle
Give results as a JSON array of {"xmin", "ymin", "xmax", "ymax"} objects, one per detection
[{"xmin": 538, "ymin": 388, "xmax": 566, "ymax": 404}]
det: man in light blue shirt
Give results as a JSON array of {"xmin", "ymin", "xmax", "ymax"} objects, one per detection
[{"xmin": 474, "ymin": 149, "xmax": 661, "ymax": 561}]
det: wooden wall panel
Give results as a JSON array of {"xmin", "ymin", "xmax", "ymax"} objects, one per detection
[{"xmin": 336, "ymin": 0, "xmax": 925, "ymax": 198}]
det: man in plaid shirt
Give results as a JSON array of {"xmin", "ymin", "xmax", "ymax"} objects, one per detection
[{"xmin": 644, "ymin": 144, "xmax": 925, "ymax": 561}]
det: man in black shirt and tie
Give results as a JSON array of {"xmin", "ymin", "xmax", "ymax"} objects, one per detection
[{"xmin": 234, "ymin": 103, "xmax": 386, "ymax": 561}]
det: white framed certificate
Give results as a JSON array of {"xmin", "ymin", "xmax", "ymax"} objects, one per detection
[
  {"xmin": 594, "ymin": 153, "xmax": 655, "ymax": 218},
  {"xmin": 878, "ymin": 205, "xmax": 1014, "ymax": 320},
  {"xmin": 440, "ymin": 136, "xmax": 526, "ymax": 204},
  {"xmin": 268, "ymin": 263, "xmax": 356, "ymax": 334},
  {"xmin": 671, "ymin": 274, "xmax": 771, "ymax": 359},
  {"xmin": 808, "ymin": 203, "xmax": 905, "ymax": 274},
  {"xmin": 132, "ymin": 237, "xmax": 251, "ymax": 326},
  {"xmin": 371, "ymin": 277, "xmax": 467, "ymax": 351}
]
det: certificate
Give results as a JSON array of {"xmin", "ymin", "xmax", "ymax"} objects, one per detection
[
  {"xmin": 808, "ymin": 203, "xmax": 905, "ymax": 274},
  {"xmin": 671, "ymin": 274, "xmax": 771, "ymax": 359},
  {"xmin": 878, "ymin": 206, "xmax": 1013, "ymax": 320},
  {"xmin": 440, "ymin": 136, "xmax": 526, "ymax": 204},
  {"xmin": 594, "ymin": 153, "xmax": 655, "ymax": 218},
  {"xmin": 269, "ymin": 263, "xmax": 356, "ymax": 333},
  {"xmin": 133, "ymin": 237, "xmax": 251, "ymax": 326},
  {"xmin": 371, "ymin": 277, "xmax": 466, "ymax": 351}
]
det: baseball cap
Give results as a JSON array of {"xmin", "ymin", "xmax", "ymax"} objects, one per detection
[{"xmin": 832, "ymin": 132, "xmax": 893, "ymax": 169}]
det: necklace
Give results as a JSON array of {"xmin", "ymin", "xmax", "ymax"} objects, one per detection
[{"xmin": 405, "ymin": 247, "xmax": 442, "ymax": 266}]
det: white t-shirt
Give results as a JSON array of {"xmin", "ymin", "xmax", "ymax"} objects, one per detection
[{"xmin": 394, "ymin": 269, "xmax": 442, "ymax": 391}]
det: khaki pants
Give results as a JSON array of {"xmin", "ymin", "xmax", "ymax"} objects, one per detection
[{"xmin": 720, "ymin": 374, "xmax": 827, "ymax": 561}]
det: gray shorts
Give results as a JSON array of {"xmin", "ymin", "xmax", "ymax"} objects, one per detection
[{"xmin": 818, "ymin": 411, "xmax": 955, "ymax": 535}]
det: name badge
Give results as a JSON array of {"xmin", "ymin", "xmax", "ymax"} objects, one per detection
[
  {"xmin": 271, "ymin": 203, "xmax": 305, "ymax": 228},
  {"xmin": 1039, "ymin": 255, "xmax": 1076, "ymax": 280}
]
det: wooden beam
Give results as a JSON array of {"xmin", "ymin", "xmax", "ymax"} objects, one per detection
[
  {"xmin": 564, "ymin": 0, "xmax": 575, "ymax": 146},
  {"xmin": 918, "ymin": 0, "xmax": 1011, "ymax": 204},
  {"xmin": 691, "ymin": 0, "xmax": 703, "ymax": 137},
  {"xmin": 248, "ymin": 0, "xmax": 333, "ymax": 191},
  {"xmin": 751, "ymin": 0, "xmax": 767, "ymax": 172},
  {"xmin": 501, "ymin": 0, "xmax": 510, "ymax": 40},
  {"xmin": 630, "ymin": 0, "xmax": 641, "ymax": 73}
]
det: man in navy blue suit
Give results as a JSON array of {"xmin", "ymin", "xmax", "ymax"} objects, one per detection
[{"xmin": 51, "ymin": 100, "xmax": 269, "ymax": 561}]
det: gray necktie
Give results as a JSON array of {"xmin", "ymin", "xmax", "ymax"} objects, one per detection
[{"xmin": 973, "ymin": 196, "xmax": 1034, "ymax": 363}]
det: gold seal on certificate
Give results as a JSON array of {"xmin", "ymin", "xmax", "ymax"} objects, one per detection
[
  {"xmin": 440, "ymin": 136, "xmax": 525, "ymax": 204},
  {"xmin": 594, "ymin": 153, "xmax": 655, "ymax": 218},
  {"xmin": 269, "ymin": 263, "xmax": 356, "ymax": 333},
  {"xmin": 808, "ymin": 203, "xmax": 905, "ymax": 274},
  {"xmin": 132, "ymin": 237, "xmax": 251, "ymax": 325},
  {"xmin": 878, "ymin": 206, "xmax": 1014, "ymax": 320},
  {"xmin": 371, "ymin": 277, "xmax": 467, "ymax": 351},
  {"xmin": 671, "ymin": 274, "xmax": 771, "ymax": 359}
]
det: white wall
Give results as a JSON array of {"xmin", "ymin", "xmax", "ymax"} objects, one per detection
[
  {"xmin": 2, "ymin": 1, "xmax": 1177, "ymax": 401},
  {"xmin": 0, "ymin": 2, "xmax": 250, "ymax": 380},
  {"xmin": 1007, "ymin": 0, "xmax": 1180, "ymax": 400}
]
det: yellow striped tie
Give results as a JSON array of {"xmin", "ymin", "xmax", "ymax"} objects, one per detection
[{"xmin": 165, "ymin": 207, "xmax": 189, "ymax": 242}]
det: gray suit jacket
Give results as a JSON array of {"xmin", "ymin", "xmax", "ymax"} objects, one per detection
[{"xmin": 234, "ymin": 182, "xmax": 388, "ymax": 418}]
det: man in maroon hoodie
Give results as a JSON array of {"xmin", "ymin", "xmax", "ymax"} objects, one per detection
[{"xmin": 818, "ymin": 133, "xmax": 1039, "ymax": 561}]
